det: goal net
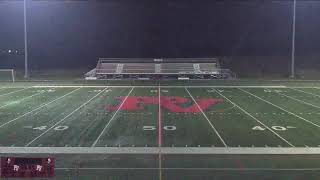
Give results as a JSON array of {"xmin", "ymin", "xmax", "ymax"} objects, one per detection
[{"xmin": 0, "ymin": 69, "xmax": 15, "ymax": 82}]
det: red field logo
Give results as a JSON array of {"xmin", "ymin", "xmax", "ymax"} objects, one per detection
[{"xmin": 107, "ymin": 96, "xmax": 223, "ymax": 113}]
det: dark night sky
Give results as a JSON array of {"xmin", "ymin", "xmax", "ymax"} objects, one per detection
[{"xmin": 0, "ymin": 0, "xmax": 320, "ymax": 69}]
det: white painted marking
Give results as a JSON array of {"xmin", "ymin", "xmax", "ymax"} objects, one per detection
[
  {"xmin": 32, "ymin": 85, "xmax": 287, "ymax": 88},
  {"xmin": 240, "ymin": 88, "xmax": 320, "ymax": 128},
  {"xmin": 272, "ymin": 126, "xmax": 287, "ymax": 131},
  {"xmin": 291, "ymin": 88, "xmax": 320, "ymax": 98},
  {"xmin": 143, "ymin": 126, "xmax": 156, "ymax": 131},
  {"xmin": 91, "ymin": 87, "xmax": 134, "ymax": 147},
  {"xmin": 54, "ymin": 126, "xmax": 69, "ymax": 131},
  {"xmin": 33, "ymin": 126, "xmax": 47, "ymax": 131},
  {"xmin": 26, "ymin": 87, "xmax": 108, "ymax": 147},
  {"xmin": 215, "ymin": 89, "xmax": 294, "ymax": 147},
  {"xmin": 0, "ymin": 88, "xmax": 81, "ymax": 129},
  {"xmin": 286, "ymin": 126, "xmax": 296, "ymax": 129},
  {"xmin": 185, "ymin": 88, "xmax": 227, "ymax": 147},
  {"xmin": 0, "ymin": 88, "xmax": 29, "ymax": 97},
  {"xmin": 0, "ymin": 91, "xmax": 44, "ymax": 109},
  {"xmin": 163, "ymin": 126, "xmax": 176, "ymax": 131},
  {"xmin": 3, "ymin": 146, "xmax": 320, "ymax": 154},
  {"xmin": 274, "ymin": 90, "xmax": 320, "ymax": 109},
  {"xmin": 54, "ymin": 167, "xmax": 320, "ymax": 171}
]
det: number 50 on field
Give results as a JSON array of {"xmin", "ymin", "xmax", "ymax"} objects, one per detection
[{"xmin": 143, "ymin": 126, "xmax": 176, "ymax": 131}]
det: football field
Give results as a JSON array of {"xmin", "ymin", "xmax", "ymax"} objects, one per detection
[{"xmin": 1, "ymin": 83, "xmax": 320, "ymax": 179}]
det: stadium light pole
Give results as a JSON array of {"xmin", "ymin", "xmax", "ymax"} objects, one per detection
[
  {"xmin": 23, "ymin": 0, "xmax": 29, "ymax": 78},
  {"xmin": 290, "ymin": 0, "xmax": 297, "ymax": 78}
]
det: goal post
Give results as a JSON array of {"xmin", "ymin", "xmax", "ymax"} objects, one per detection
[{"xmin": 0, "ymin": 69, "xmax": 15, "ymax": 82}]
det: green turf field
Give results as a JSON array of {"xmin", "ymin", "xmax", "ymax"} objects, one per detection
[{"xmin": 1, "ymin": 82, "xmax": 320, "ymax": 179}]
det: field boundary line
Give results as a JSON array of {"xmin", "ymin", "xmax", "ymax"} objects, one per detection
[
  {"xmin": 0, "ymin": 87, "xmax": 29, "ymax": 97},
  {"xmin": 0, "ymin": 88, "xmax": 81, "ymax": 129},
  {"xmin": 240, "ymin": 88, "xmax": 320, "ymax": 128},
  {"xmin": 54, "ymin": 167, "xmax": 320, "ymax": 171},
  {"xmin": 158, "ymin": 85, "xmax": 162, "ymax": 147},
  {"xmin": 91, "ymin": 87, "xmax": 134, "ymax": 147},
  {"xmin": 185, "ymin": 87, "xmax": 228, "ymax": 147},
  {"xmin": 274, "ymin": 90, "xmax": 320, "ymax": 109},
  {"xmin": 214, "ymin": 89, "xmax": 294, "ymax": 147},
  {"xmin": 26, "ymin": 87, "xmax": 108, "ymax": 147},
  {"xmin": 158, "ymin": 84, "xmax": 163, "ymax": 180},
  {"xmin": 0, "ymin": 91, "xmax": 44, "ymax": 109},
  {"xmin": 291, "ymin": 88, "xmax": 320, "ymax": 98},
  {"xmin": 2, "ymin": 147, "xmax": 320, "ymax": 154},
  {"xmin": 33, "ymin": 85, "xmax": 287, "ymax": 88}
]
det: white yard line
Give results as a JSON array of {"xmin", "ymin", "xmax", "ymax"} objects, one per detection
[
  {"xmin": 33, "ymin": 85, "xmax": 287, "ymax": 88},
  {"xmin": 25, "ymin": 87, "xmax": 108, "ymax": 147},
  {"xmin": 274, "ymin": 90, "xmax": 320, "ymax": 109},
  {"xmin": 0, "ymin": 87, "xmax": 29, "ymax": 97},
  {"xmin": 1, "ymin": 147, "xmax": 320, "ymax": 154},
  {"xmin": 91, "ymin": 87, "xmax": 134, "ymax": 147},
  {"xmin": 291, "ymin": 88, "xmax": 320, "ymax": 98},
  {"xmin": 214, "ymin": 89, "xmax": 294, "ymax": 147},
  {"xmin": 54, "ymin": 167, "xmax": 320, "ymax": 171},
  {"xmin": 185, "ymin": 87, "xmax": 228, "ymax": 147},
  {"xmin": 0, "ymin": 88, "xmax": 81, "ymax": 129},
  {"xmin": 239, "ymin": 88, "xmax": 320, "ymax": 128},
  {"xmin": 0, "ymin": 91, "xmax": 44, "ymax": 109}
]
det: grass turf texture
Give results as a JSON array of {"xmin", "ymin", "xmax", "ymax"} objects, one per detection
[{"xmin": 1, "ymin": 82, "xmax": 320, "ymax": 179}]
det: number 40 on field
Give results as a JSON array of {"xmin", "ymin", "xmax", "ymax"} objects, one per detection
[{"xmin": 252, "ymin": 126, "xmax": 296, "ymax": 131}]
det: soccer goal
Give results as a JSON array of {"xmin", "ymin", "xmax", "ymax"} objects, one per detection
[{"xmin": 0, "ymin": 69, "xmax": 15, "ymax": 82}]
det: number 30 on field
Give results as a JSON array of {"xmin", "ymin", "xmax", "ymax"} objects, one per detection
[{"xmin": 143, "ymin": 126, "xmax": 176, "ymax": 131}]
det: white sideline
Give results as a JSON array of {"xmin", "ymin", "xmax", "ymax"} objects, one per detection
[
  {"xmin": 55, "ymin": 167, "xmax": 320, "ymax": 171},
  {"xmin": 91, "ymin": 87, "xmax": 135, "ymax": 147},
  {"xmin": 26, "ymin": 87, "xmax": 108, "ymax": 147},
  {"xmin": 291, "ymin": 88, "xmax": 320, "ymax": 98},
  {"xmin": 214, "ymin": 89, "xmax": 294, "ymax": 147},
  {"xmin": 185, "ymin": 88, "xmax": 228, "ymax": 147},
  {"xmin": 274, "ymin": 90, "xmax": 320, "ymax": 109},
  {"xmin": 239, "ymin": 88, "xmax": 320, "ymax": 128},
  {"xmin": 32, "ymin": 85, "xmax": 287, "ymax": 88},
  {"xmin": 1, "ymin": 147, "xmax": 320, "ymax": 154},
  {"xmin": 0, "ymin": 87, "xmax": 29, "ymax": 97},
  {"xmin": 0, "ymin": 91, "xmax": 44, "ymax": 109},
  {"xmin": 0, "ymin": 88, "xmax": 81, "ymax": 129}
]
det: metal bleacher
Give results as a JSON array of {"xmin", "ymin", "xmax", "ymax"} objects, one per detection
[{"xmin": 85, "ymin": 58, "xmax": 235, "ymax": 80}]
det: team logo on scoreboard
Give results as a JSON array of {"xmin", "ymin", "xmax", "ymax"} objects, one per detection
[
  {"xmin": 0, "ymin": 157, "xmax": 55, "ymax": 178},
  {"xmin": 107, "ymin": 96, "xmax": 224, "ymax": 113}
]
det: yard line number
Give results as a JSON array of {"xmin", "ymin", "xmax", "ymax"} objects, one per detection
[
  {"xmin": 143, "ymin": 125, "xmax": 176, "ymax": 131},
  {"xmin": 31, "ymin": 125, "xmax": 69, "ymax": 131},
  {"xmin": 252, "ymin": 125, "xmax": 296, "ymax": 131}
]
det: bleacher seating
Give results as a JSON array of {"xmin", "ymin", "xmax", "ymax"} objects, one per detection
[{"xmin": 85, "ymin": 58, "xmax": 235, "ymax": 80}]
